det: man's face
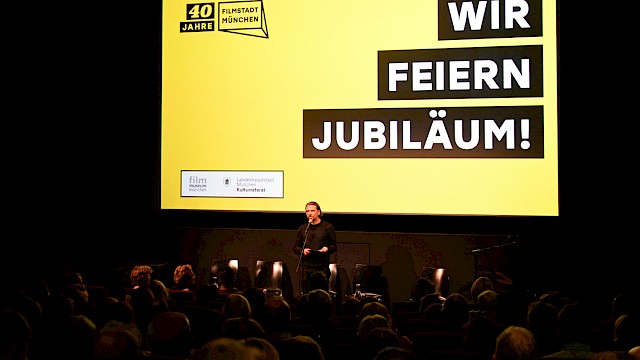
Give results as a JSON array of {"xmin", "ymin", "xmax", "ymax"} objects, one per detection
[{"xmin": 306, "ymin": 205, "xmax": 320, "ymax": 221}]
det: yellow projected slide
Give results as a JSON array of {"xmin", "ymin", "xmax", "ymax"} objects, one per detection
[{"xmin": 161, "ymin": 0, "xmax": 558, "ymax": 216}]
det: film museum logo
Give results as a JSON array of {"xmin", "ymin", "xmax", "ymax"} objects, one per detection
[{"xmin": 180, "ymin": 0, "xmax": 269, "ymax": 38}]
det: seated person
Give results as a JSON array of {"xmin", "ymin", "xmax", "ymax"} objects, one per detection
[
  {"xmin": 217, "ymin": 265, "xmax": 241, "ymax": 299},
  {"xmin": 172, "ymin": 264, "xmax": 196, "ymax": 291}
]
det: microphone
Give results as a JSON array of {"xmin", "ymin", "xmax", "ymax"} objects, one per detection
[{"xmin": 306, "ymin": 218, "xmax": 312, "ymax": 231}]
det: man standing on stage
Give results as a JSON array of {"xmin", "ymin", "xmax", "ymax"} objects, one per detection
[{"xmin": 293, "ymin": 201, "xmax": 337, "ymax": 294}]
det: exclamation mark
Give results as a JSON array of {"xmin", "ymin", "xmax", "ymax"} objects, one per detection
[{"xmin": 521, "ymin": 119, "xmax": 530, "ymax": 150}]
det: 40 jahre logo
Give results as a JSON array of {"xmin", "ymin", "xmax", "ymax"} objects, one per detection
[{"xmin": 180, "ymin": 1, "xmax": 269, "ymax": 38}]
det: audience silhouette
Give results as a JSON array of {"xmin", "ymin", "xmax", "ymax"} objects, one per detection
[
  {"xmin": 464, "ymin": 315, "xmax": 500, "ymax": 359},
  {"xmin": 92, "ymin": 319, "xmax": 144, "ymax": 360},
  {"xmin": 359, "ymin": 326, "xmax": 401, "ymax": 360},
  {"xmin": 410, "ymin": 276, "xmax": 435, "ymax": 302},
  {"xmin": 242, "ymin": 286, "xmax": 268, "ymax": 327},
  {"xmin": 295, "ymin": 288, "xmax": 338, "ymax": 358},
  {"xmin": 221, "ymin": 293, "xmax": 252, "ymax": 320},
  {"xmin": 172, "ymin": 264, "xmax": 196, "ymax": 291},
  {"xmin": 52, "ymin": 314, "xmax": 97, "ymax": 360},
  {"xmin": 441, "ymin": 292, "xmax": 471, "ymax": 333},
  {"xmin": 190, "ymin": 337, "xmax": 255, "ymax": 360},
  {"xmin": 220, "ymin": 316, "xmax": 267, "ymax": 340},
  {"xmin": 373, "ymin": 346, "xmax": 417, "ymax": 360},
  {"xmin": 216, "ymin": 265, "xmax": 241, "ymax": 299},
  {"xmin": 612, "ymin": 314, "xmax": 640, "ymax": 353},
  {"xmin": 128, "ymin": 269, "xmax": 169, "ymax": 338},
  {"xmin": 494, "ymin": 325, "xmax": 538, "ymax": 360},
  {"xmin": 3, "ymin": 260, "xmax": 639, "ymax": 360},
  {"xmin": 0, "ymin": 308, "xmax": 32, "ymax": 360},
  {"xmin": 244, "ymin": 336, "xmax": 281, "ymax": 360},
  {"xmin": 308, "ymin": 270, "xmax": 329, "ymax": 292},
  {"xmin": 144, "ymin": 310, "xmax": 193, "ymax": 358},
  {"xmin": 470, "ymin": 276, "xmax": 495, "ymax": 305},
  {"xmin": 527, "ymin": 299, "xmax": 561, "ymax": 356},
  {"xmin": 542, "ymin": 301, "xmax": 596, "ymax": 359},
  {"xmin": 262, "ymin": 296, "xmax": 294, "ymax": 341}
]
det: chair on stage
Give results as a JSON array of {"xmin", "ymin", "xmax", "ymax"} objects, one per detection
[
  {"xmin": 210, "ymin": 259, "xmax": 239, "ymax": 283},
  {"xmin": 209, "ymin": 258, "xmax": 251, "ymax": 292},
  {"xmin": 353, "ymin": 264, "xmax": 381, "ymax": 293},
  {"xmin": 421, "ymin": 266, "xmax": 450, "ymax": 298},
  {"xmin": 255, "ymin": 260, "xmax": 294, "ymax": 304},
  {"xmin": 352, "ymin": 264, "xmax": 389, "ymax": 305},
  {"xmin": 329, "ymin": 263, "xmax": 349, "ymax": 301},
  {"xmin": 170, "ymin": 304, "xmax": 224, "ymax": 348}
]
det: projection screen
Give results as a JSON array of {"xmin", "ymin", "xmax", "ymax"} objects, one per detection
[{"xmin": 161, "ymin": 0, "xmax": 558, "ymax": 217}]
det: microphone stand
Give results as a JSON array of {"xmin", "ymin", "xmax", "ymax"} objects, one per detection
[
  {"xmin": 466, "ymin": 235, "xmax": 518, "ymax": 279},
  {"xmin": 296, "ymin": 222, "xmax": 310, "ymax": 294}
]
